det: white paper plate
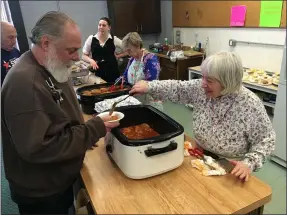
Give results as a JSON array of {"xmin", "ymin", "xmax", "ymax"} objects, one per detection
[{"xmin": 97, "ymin": 111, "xmax": 124, "ymax": 122}]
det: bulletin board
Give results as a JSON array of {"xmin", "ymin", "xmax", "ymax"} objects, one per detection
[{"xmin": 172, "ymin": 0, "xmax": 286, "ymax": 28}]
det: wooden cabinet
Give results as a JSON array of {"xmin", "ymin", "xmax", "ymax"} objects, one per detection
[
  {"xmin": 137, "ymin": 0, "xmax": 161, "ymax": 34},
  {"xmin": 156, "ymin": 52, "xmax": 204, "ymax": 81},
  {"xmin": 107, "ymin": 0, "xmax": 161, "ymax": 37},
  {"xmin": 159, "ymin": 58, "xmax": 177, "ymax": 80},
  {"xmin": 160, "ymin": 66, "xmax": 177, "ymax": 80},
  {"xmin": 107, "ymin": 0, "xmax": 137, "ymax": 37},
  {"xmin": 172, "ymin": 0, "xmax": 286, "ymax": 28}
]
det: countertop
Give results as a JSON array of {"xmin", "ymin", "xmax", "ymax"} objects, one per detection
[
  {"xmin": 149, "ymin": 49, "xmax": 203, "ymax": 60},
  {"xmin": 80, "ymin": 113, "xmax": 272, "ymax": 214}
]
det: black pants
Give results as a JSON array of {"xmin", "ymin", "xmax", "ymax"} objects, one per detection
[
  {"xmin": 11, "ymin": 186, "xmax": 74, "ymax": 215},
  {"xmin": 93, "ymin": 59, "xmax": 120, "ymax": 83}
]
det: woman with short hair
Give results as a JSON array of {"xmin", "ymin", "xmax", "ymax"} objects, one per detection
[
  {"xmin": 122, "ymin": 32, "xmax": 162, "ymax": 110},
  {"xmin": 130, "ymin": 51, "xmax": 275, "ymax": 181}
]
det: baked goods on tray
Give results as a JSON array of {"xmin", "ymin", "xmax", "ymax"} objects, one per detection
[{"xmin": 243, "ymin": 68, "xmax": 279, "ymax": 87}]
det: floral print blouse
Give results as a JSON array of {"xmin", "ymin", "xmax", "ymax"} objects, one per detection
[
  {"xmin": 123, "ymin": 52, "xmax": 163, "ymax": 110},
  {"xmin": 148, "ymin": 79, "xmax": 276, "ymax": 172},
  {"xmin": 123, "ymin": 52, "xmax": 160, "ymax": 82}
]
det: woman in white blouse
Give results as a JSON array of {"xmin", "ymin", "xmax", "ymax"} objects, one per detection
[
  {"xmin": 130, "ymin": 51, "xmax": 275, "ymax": 182},
  {"xmin": 82, "ymin": 17, "xmax": 126, "ymax": 82}
]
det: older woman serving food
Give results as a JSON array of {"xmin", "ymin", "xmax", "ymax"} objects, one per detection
[
  {"xmin": 130, "ymin": 51, "xmax": 275, "ymax": 181},
  {"xmin": 122, "ymin": 32, "xmax": 162, "ymax": 111}
]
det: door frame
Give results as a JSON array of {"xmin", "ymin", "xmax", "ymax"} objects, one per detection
[{"xmin": 8, "ymin": 0, "xmax": 29, "ymax": 53}]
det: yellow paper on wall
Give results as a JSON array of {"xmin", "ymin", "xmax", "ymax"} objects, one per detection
[{"xmin": 259, "ymin": 0, "xmax": 283, "ymax": 27}]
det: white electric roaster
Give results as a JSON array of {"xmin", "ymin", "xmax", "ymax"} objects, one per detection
[{"xmin": 105, "ymin": 105, "xmax": 185, "ymax": 179}]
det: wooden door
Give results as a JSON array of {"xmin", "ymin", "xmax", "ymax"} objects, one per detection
[
  {"xmin": 137, "ymin": 0, "xmax": 161, "ymax": 34},
  {"xmin": 107, "ymin": 0, "xmax": 139, "ymax": 37}
]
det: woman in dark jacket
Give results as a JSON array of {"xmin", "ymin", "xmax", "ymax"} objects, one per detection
[{"xmin": 82, "ymin": 17, "xmax": 126, "ymax": 82}]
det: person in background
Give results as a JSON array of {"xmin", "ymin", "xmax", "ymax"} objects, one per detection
[
  {"xmin": 1, "ymin": 21, "xmax": 21, "ymax": 86},
  {"xmin": 130, "ymin": 51, "xmax": 275, "ymax": 181},
  {"xmin": 1, "ymin": 11, "xmax": 119, "ymax": 214},
  {"xmin": 82, "ymin": 17, "xmax": 127, "ymax": 82},
  {"xmin": 122, "ymin": 32, "xmax": 162, "ymax": 110}
]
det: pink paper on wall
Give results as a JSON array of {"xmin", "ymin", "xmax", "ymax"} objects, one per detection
[{"xmin": 230, "ymin": 5, "xmax": 247, "ymax": 27}]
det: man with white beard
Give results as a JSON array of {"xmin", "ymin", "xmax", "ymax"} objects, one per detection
[{"xmin": 1, "ymin": 11, "xmax": 119, "ymax": 214}]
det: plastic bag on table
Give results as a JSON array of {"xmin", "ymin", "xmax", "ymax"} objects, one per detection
[{"xmin": 191, "ymin": 157, "xmax": 226, "ymax": 176}]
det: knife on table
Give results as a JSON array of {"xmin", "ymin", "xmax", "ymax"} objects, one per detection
[{"xmin": 194, "ymin": 139, "xmax": 235, "ymax": 173}]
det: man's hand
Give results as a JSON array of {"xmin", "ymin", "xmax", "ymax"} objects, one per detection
[
  {"xmin": 97, "ymin": 115, "xmax": 120, "ymax": 132},
  {"xmin": 230, "ymin": 160, "xmax": 251, "ymax": 182}
]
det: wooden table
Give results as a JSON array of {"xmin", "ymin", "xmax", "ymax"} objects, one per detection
[{"xmin": 80, "ymin": 114, "xmax": 272, "ymax": 215}]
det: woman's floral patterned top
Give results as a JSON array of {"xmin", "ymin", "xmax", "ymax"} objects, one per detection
[{"xmin": 148, "ymin": 79, "xmax": 275, "ymax": 171}]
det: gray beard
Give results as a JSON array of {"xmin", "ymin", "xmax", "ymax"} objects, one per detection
[
  {"xmin": 45, "ymin": 50, "xmax": 72, "ymax": 83},
  {"xmin": 48, "ymin": 66, "xmax": 72, "ymax": 83}
]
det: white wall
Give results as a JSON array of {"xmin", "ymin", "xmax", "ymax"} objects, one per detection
[
  {"xmin": 58, "ymin": 1, "xmax": 108, "ymax": 47},
  {"xmin": 159, "ymin": 0, "xmax": 173, "ymax": 44},
  {"xmin": 19, "ymin": 1, "xmax": 166, "ymax": 49},
  {"xmin": 19, "ymin": 1, "xmax": 109, "ymax": 49},
  {"xmin": 174, "ymin": 28, "xmax": 286, "ymax": 72},
  {"xmin": 20, "ymin": 1, "xmax": 58, "ymax": 47}
]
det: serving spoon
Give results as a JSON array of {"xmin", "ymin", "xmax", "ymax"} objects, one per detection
[{"xmin": 109, "ymin": 93, "xmax": 135, "ymax": 116}]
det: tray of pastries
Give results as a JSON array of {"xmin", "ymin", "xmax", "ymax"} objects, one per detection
[
  {"xmin": 272, "ymin": 72, "xmax": 280, "ymax": 86},
  {"xmin": 243, "ymin": 68, "xmax": 280, "ymax": 86}
]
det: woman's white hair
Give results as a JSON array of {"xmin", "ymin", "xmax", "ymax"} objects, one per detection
[{"xmin": 201, "ymin": 51, "xmax": 243, "ymax": 95}]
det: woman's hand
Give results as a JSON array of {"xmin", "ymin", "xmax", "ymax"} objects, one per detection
[
  {"xmin": 89, "ymin": 59, "xmax": 99, "ymax": 70},
  {"xmin": 130, "ymin": 80, "xmax": 149, "ymax": 95},
  {"xmin": 230, "ymin": 160, "xmax": 251, "ymax": 182}
]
